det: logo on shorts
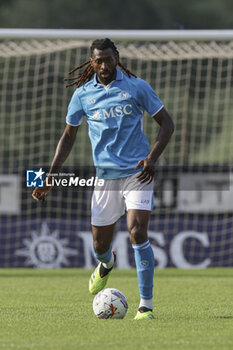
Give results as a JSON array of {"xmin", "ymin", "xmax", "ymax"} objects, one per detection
[
  {"xmin": 26, "ymin": 168, "xmax": 45, "ymax": 187},
  {"xmin": 141, "ymin": 199, "xmax": 149, "ymax": 204},
  {"xmin": 140, "ymin": 260, "xmax": 149, "ymax": 267}
]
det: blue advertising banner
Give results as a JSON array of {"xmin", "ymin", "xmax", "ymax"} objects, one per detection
[{"xmin": 0, "ymin": 215, "xmax": 232, "ymax": 268}]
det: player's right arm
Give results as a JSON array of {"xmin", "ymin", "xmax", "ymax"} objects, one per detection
[{"xmin": 32, "ymin": 124, "xmax": 79, "ymax": 201}]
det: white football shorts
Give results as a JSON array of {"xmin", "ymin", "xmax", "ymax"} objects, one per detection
[{"xmin": 91, "ymin": 172, "xmax": 154, "ymax": 226}]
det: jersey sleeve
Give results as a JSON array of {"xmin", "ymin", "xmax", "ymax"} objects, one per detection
[
  {"xmin": 66, "ymin": 90, "xmax": 85, "ymax": 126},
  {"xmin": 137, "ymin": 79, "xmax": 164, "ymax": 117}
]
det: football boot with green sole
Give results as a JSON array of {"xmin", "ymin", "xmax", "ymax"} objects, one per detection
[
  {"xmin": 134, "ymin": 310, "xmax": 154, "ymax": 320},
  {"xmin": 89, "ymin": 252, "xmax": 116, "ymax": 295}
]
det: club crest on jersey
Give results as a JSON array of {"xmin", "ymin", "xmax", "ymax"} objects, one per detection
[{"xmin": 120, "ymin": 91, "xmax": 131, "ymax": 100}]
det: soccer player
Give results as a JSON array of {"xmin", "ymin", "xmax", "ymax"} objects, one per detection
[{"xmin": 32, "ymin": 38, "xmax": 174, "ymax": 320}]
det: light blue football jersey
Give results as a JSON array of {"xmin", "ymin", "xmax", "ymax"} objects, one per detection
[{"xmin": 66, "ymin": 68, "xmax": 164, "ymax": 179}]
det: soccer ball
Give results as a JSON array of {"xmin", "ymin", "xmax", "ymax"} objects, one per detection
[{"xmin": 93, "ymin": 288, "xmax": 128, "ymax": 319}]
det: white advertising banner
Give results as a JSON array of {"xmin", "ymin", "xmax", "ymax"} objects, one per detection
[
  {"xmin": 177, "ymin": 172, "xmax": 233, "ymax": 213},
  {"xmin": 0, "ymin": 175, "xmax": 21, "ymax": 214}
]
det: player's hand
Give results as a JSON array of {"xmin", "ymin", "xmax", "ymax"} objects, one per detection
[
  {"xmin": 32, "ymin": 180, "xmax": 53, "ymax": 201},
  {"xmin": 135, "ymin": 158, "xmax": 155, "ymax": 184}
]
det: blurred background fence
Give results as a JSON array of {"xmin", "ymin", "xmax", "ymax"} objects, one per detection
[{"xmin": 0, "ymin": 30, "xmax": 233, "ymax": 268}]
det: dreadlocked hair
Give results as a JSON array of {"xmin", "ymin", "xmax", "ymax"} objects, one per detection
[{"xmin": 64, "ymin": 38, "xmax": 137, "ymax": 88}]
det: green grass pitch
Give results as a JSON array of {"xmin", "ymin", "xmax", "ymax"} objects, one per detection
[{"xmin": 0, "ymin": 268, "xmax": 232, "ymax": 350}]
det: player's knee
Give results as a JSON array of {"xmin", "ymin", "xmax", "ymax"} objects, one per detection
[{"xmin": 129, "ymin": 224, "xmax": 148, "ymax": 245}]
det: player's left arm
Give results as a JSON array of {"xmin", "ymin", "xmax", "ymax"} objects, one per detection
[{"xmin": 136, "ymin": 107, "xmax": 174, "ymax": 184}]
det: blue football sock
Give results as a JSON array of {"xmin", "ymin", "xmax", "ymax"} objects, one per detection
[
  {"xmin": 132, "ymin": 240, "xmax": 154, "ymax": 300},
  {"xmin": 93, "ymin": 245, "xmax": 113, "ymax": 264}
]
